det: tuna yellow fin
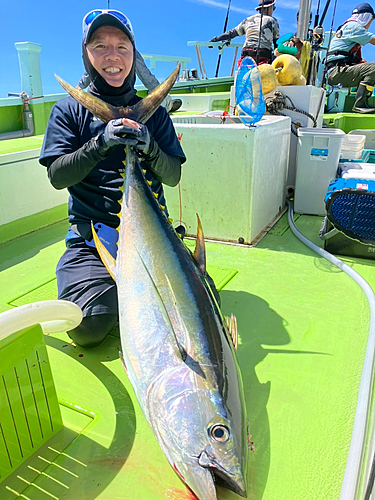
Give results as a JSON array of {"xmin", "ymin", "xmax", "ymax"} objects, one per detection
[
  {"xmin": 91, "ymin": 222, "xmax": 117, "ymax": 282},
  {"xmin": 224, "ymin": 314, "xmax": 238, "ymax": 351},
  {"xmin": 193, "ymin": 214, "xmax": 206, "ymax": 275}
]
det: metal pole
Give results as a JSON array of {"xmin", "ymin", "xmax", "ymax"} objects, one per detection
[
  {"xmin": 256, "ymin": 3, "xmax": 265, "ymax": 65},
  {"xmin": 230, "ymin": 47, "xmax": 239, "ymax": 76},
  {"xmin": 200, "ymin": 47, "xmax": 208, "ymax": 79},
  {"xmin": 296, "ymin": 0, "xmax": 313, "ymax": 40},
  {"xmin": 195, "ymin": 46, "xmax": 204, "ymax": 79},
  {"xmin": 215, "ymin": 0, "xmax": 232, "ymax": 77}
]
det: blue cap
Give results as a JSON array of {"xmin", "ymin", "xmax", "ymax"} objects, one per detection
[
  {"xmin": 352, "ymin": 3, "xmax": 375, "ymax": 15},
  {"xmin": 83, "ymin": 10, "xmax": 134, "ymax": 45}
]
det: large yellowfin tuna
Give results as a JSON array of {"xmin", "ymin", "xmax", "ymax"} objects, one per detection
[{"xmin": 56, "ymin": 67, "xmax": 249, "ymax": 500}]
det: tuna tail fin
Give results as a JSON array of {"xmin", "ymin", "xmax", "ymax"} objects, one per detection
[
  {"xmin": 54, "ymin": 62, "xmax": 180, "ymax": 125},
  {"xmin": 129, "ymin": 62, "xmax": 180, "ymax": 123},
  {"xmin": 54, "ymin": 75, "xmax": 122, "ymax": 122},
  {"xmin": 91, "ymin": 222, "xmax": 117, "ymax": 281},
  {"xmin": 193, "ymin": 214, "xmax": 206, "ymax": 275}
]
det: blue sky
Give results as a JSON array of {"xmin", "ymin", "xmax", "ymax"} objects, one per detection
[{"xmin": 0, "ymin": 0, "xmax": 365, "ymax": 98}]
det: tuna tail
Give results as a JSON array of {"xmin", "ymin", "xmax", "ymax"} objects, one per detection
[{"xmin": 54, "ymin": 62, "xmax": 181, "ymax": 124}]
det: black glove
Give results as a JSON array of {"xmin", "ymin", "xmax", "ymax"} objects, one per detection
[
  {"xmin": 209, "ymin": 36, "xmax": 219, "ymax": 42},
  {"xmin": 99, "ymin": 118, "xmax": 153, "ymax": 155},
  {"xmin": 114, "ymin": 121, "xmax": 153, "ymax": 156},
  {"xmin": 99, "ymin": 118, "xmax": 133, "ymax": 153}
]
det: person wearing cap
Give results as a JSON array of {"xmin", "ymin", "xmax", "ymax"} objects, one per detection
[
  {"xmin": 77, "ymin": 52, "xmax": 183, "ymax": 114},
  {"xmin": 209, "ymin": 0, "xmax": 280, "ymax": 64},
  {"xmin": 39, "ymin": 9, "xmax": 186, "ymax": 348},
  {"xmin": 325, "ymin": 2, "xmax": 375, "ymax": 113}
]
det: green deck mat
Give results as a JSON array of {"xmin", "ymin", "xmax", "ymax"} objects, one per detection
[
  {"xmin": 0, "ymin": 215, "xmax": 375, "ymax": 499},
  {"xmin": 0, "ymin": 136, "xmax": 44, "ymax": 156}
]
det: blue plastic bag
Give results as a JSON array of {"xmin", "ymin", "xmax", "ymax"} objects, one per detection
[{"xmin": 235, "ymin": 57, "xmax": 265, "ymax": 127}]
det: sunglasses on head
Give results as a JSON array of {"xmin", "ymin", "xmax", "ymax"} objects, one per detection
[{"xmin": 83, "ymin": 9, "xmax": 133, "ymax": 34}]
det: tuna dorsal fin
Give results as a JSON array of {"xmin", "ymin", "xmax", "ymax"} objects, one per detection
[
  {"xmin": 193, "ymin": 214, "xmax": 206, "ymax": 274},
  {"xmin": 91, "ymin": 222, "xmax": 117, "ymax": 281},
  {"xmin": 55, "ymin": 62, "xmax": 180, "ymax": 125},
  {"xmin": 224, "ymin": 314, "xmax": 238, "ymax": 351}
]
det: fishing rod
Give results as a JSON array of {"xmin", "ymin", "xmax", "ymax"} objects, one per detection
[
  {"xmin": 215, "ymin": 0, "xmax": 232, "ymax": 77},
  {"xmin": 319, "ymin": 0, "xmax": 338, "ymax": 87},
  {"xmin": 314, "ymin": 0, "xmax": 321, "ymax": 31},
  {"xmin": 306, "ymin": 0, "xmax": 333, "ymax": 84},
  {"xmin": 319, "ymin": 0, "xmax": 333, "ymax": 27},
  {"xmin": 256, "ymin": 2, "xmax": 265, "ymax": 65}
]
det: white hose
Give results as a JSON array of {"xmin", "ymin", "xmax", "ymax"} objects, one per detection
[
  {"xmin": 0, "ymin": 300, "xmax": 82, "ymax": 339},
  {"xmin": 287, "ymin": 200, "xmax": 375, "ymax": 500}
]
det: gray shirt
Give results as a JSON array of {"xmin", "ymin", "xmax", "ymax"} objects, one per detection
[{"xmin": 234, "ymin": 14, "xmax": 280, "ymax": 51}]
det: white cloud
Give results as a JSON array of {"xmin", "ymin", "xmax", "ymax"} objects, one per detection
[
  {"xmin": 277, "ymin": 0, "xmax": 300, "ymax": 9},
  {"xmin": 186, "ymin": 0, "xmax": 250, "ymax": 15},
  {"xmin": 187, "ymin": 0, "xmax": 303, "ymax": 14}
]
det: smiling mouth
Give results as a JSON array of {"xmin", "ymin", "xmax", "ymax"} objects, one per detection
[{"xmin": 104, "ymin": 67, "xmax": 122, "ymax": 74}]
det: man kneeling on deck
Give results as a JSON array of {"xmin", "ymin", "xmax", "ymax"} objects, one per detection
[
  {"xmin": 39, "ymin": 9, "xmax": 186, "ymax": 348},
  {"xmin": 325, "ymin": 2, "xmax": 375, "ymax": 113}
]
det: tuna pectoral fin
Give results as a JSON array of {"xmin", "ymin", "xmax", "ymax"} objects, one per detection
[
  {"xmin": 192, "ymin": 214, "xmax": 206, "ymax": 275},
  {"xmin": 136, "ymin": 249, "xmax": 187, "ymax": 361},
  {"xmin": 91, "ymin": 222, "xmax": 117, "ymax": 281}
]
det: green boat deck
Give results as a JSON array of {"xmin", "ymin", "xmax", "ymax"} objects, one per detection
[{"xmin": 1, "ymin": 209, "xmax": 374, "ymax": 499}]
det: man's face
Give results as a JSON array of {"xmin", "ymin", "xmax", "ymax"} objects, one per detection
[{"xmin": 86, "ymin": 25, "xmax": 134, "ymax": 87}]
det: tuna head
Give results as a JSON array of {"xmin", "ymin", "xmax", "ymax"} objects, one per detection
[{"xmin": 147, "ymin": 369, "xmax": 248, "ymax": 500}]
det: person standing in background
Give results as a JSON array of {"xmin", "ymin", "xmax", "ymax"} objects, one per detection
[{"xmin": 209, "ymin": 0, "xmax": 280, "ymax": 64}]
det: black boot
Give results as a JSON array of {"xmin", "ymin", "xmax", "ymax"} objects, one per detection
[
  {"xmin": 352, "ymin": 82, "xmax": 375, "ymax": 113},
  {"xmin": 169, "ymin": 99, "xmax": 182, "ymax": 113}
]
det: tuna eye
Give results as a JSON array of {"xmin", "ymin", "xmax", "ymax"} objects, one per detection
[{"xmin": 210, "ymin": 424, "xmax": 230, "ymax": 443}]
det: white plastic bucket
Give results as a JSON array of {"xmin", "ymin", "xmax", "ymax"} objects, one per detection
[{"xmin": 341, "ymin": 134, "xmax": 366, "ymax": 148}]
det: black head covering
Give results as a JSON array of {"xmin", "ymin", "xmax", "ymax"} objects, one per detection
[{"xmin": 82, "ymin": 11, "xmax": 137, "ymax": 106}]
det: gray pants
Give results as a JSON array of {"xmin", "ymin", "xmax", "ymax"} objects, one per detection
[{"xmin": 327, "ymin": 62, "xmax": 375, "ymax": 88}]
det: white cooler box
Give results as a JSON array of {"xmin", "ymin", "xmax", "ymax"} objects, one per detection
[{"xmin": 294, "ymin": 128, "xmax": 345, "ymax": 216}]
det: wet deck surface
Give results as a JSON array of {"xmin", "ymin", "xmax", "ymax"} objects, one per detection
[{"xmin": 1, "ymin": 213, "xmax": 375, "ymax": 499}]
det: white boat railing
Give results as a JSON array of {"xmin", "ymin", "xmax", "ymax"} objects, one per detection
[{"xmin": 187, "ymin": 41, "xmax": 243, "ymax": 79}]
